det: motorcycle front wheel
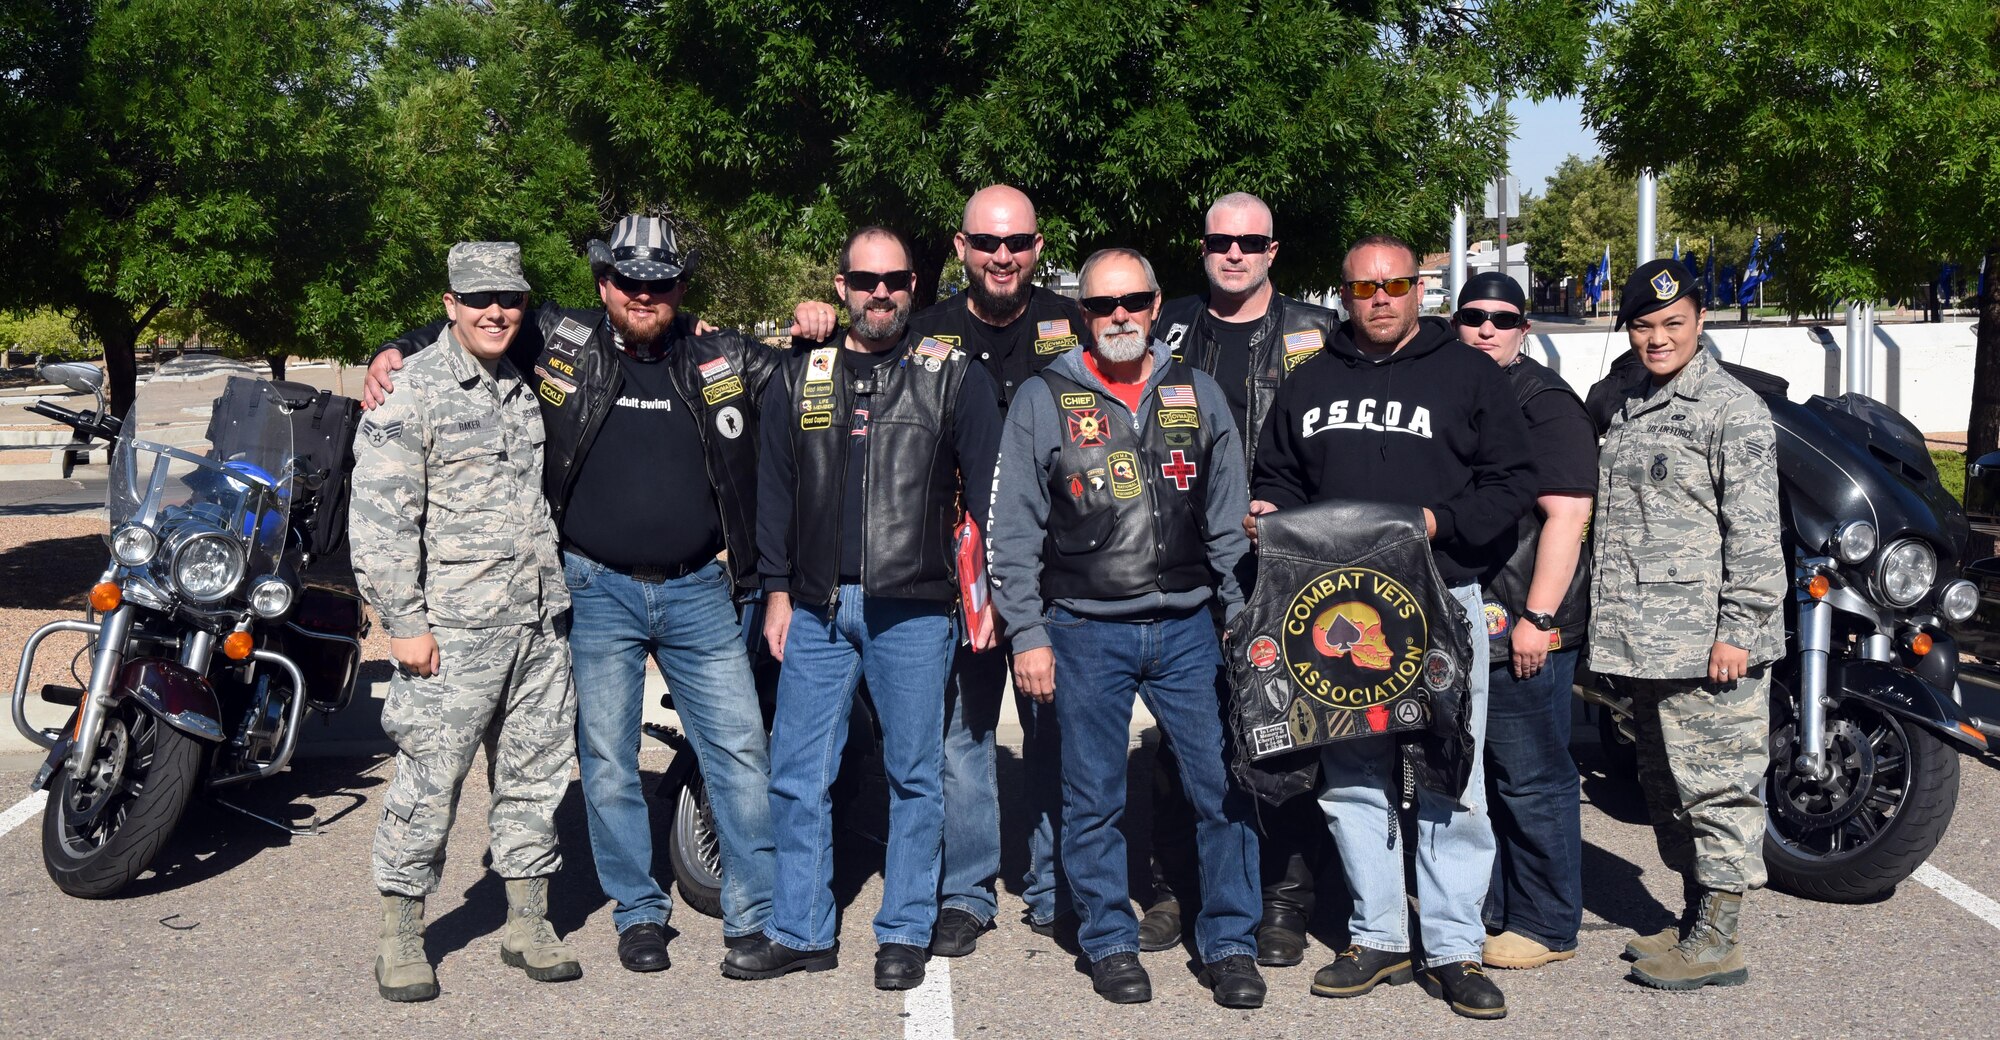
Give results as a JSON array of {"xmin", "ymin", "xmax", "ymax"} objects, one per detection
[
  {"xmin": 42, "ymin": 703, "xmax": 203, "ymax": 898},
  {"xmin": 1764, "ymin": 698, "xmax": 1960, "ymax": 903},
  {"xmin": 667, "ymin": 774, "xmax": 725, "ymax": 919}
]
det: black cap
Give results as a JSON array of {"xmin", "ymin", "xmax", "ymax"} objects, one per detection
[
  {"xmin": 1457, "ymin": 271, "xmax": 1526, "ymax": 311},
  {"xmin": 1615, "ymin": 259, "xmax": 1701, "ymax": 329}
]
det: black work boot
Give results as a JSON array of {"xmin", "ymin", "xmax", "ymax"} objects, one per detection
[
  {"xmin": 1199, "ymin": 954, "xmax": 1267, "ymax": 1009},
  {"xmin": 1310, "ymin": 945, "xmax": 1414, "ymax": 998},
  {"xmin": 720, "ymin": 936, "xmax": 839, "ymax": 980},
  {"xmin": 1137, "ymin": 896, "xmax": 1182, "ymax": 952},
  {"xmin": 929, "ymin": 908, "xmax": 989, "ymax": 958},
  {"xmin": 1419, "ymin": 960, "xmax": 1508, "ymax": 1019},
  {"xmin": 1257, "ymin": 849, "xmax": 1314, "ymax": 966},
  {"xmin": 1090, "ymin": 952, "xmax": 1152, "ymax": 1004},
  {"xmin": 875, "ymin": 943, "xmax": 929, "ymax": 990}
]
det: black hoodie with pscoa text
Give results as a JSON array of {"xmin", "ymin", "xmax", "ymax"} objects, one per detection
[{"xmin": 1250, "ymin": 314, "xmax": 1536, "ymax": 586}]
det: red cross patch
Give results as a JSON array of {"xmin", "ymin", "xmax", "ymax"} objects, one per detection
[{"xmin": 1160, "ymin": 450, "xmax": 1198, "ymax": 490}]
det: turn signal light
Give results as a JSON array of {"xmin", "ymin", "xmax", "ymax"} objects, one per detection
[
  {"xmin": 1959, "ymin": 722, "xmax": 1989, "ymax": 746},
  {"xmin": 1910, "ymin": 633, "xmax": 1934, "ymax": 656},
  {"xmin": 1806, "ymin": 575, "xmax": 1830, "ymax": 599},
  {"xmin": 88, "ymin": 582, "xmax": 121, "ymax": 612},
  {"xmin": 222, "ymin": 631, "xmax": 254, "ymax": 660}
]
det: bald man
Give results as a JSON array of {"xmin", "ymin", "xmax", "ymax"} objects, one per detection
[
  {"xmin": 1146, "ymin": 192, "xmax": 1343, "ymax": 968},
  {"xmin": 789, "ymin": 186, "xmax": 1092, "ymax": 956}
]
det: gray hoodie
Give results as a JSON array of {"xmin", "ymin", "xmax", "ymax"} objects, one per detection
[{"xmin": 985, "ymin": 339, "xmax": 1250, "ymax": 652}]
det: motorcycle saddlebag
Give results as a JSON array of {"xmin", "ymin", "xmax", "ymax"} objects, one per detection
[{"xmin": 208, "ymin": 377, "xmax": 362, "ymax": 561}]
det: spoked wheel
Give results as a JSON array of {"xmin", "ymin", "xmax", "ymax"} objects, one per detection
[
  {"xmin": 667, "ymin": 774, "xmax": 725, "ymax": 919},
  {"xmin": 1764, "ymin": 697, "xmax": 1959, "ymax": 902},
  {"xmin": 42, "ymin": 705, "xmax": 202, "ymax": 898}
]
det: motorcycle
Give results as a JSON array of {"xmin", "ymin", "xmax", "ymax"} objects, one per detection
[
  {"xmin": 1580, "ymin": 376, "xmax": 1988, "ymax": 903},
  {"xmin": 11, "ymin": 360, "xmax": 366, "ymax": 897}
]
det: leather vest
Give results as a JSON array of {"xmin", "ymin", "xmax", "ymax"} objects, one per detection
[
  {"xmin": 779, "ymin": 336, "xmax": 970, "ymax": 606},
  {"xmin": 1225, "ymin": 500, "xmax": 1475, "ymax": 806},
  {"xmin": 1038, "ymin": 363, "xmax": 1215, "ymax": 601},
  {"xmin": 1157, "ymin": 292, "xmax": 1341, "ymax": 471},
  {"xmin": 1480, "ymin": 357, "xmax": 1593, "ymax": 656},
  {"xmin": 908, "ymin": 288, "xmax": 1079, "ymax": 412}
]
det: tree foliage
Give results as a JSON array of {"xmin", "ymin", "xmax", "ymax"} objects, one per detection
[{"xmin": 1517, "ymin": 155, "xmax": 1758, "ymax": 295}]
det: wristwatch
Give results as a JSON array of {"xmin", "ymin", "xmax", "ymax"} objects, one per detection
[{"xmin": 1519, "ymin": 609, "xmax": 1559, "ymax": 630}]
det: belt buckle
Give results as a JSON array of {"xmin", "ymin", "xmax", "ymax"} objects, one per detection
[{"xmin": 629, "ymin": 564, "xmax": 670, "ymax": 584}]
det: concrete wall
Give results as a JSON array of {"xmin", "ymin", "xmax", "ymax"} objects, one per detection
[{"xmin": 1527, "ymin": 319, "xmax": 1978, "ymax": 434}]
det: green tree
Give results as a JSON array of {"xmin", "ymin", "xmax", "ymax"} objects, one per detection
[
  {"xmin": 527, "ymin": 0, "xmax": 1595, "ymax": 303},
  {"xmin": 1583, "ymin": 0, "xmax": 2000, "ymax": 450}
]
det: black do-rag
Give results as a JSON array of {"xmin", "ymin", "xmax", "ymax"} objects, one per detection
[{"xmin": 1456, "ymin": 271, "xmax": 1526, "ymax": 311}]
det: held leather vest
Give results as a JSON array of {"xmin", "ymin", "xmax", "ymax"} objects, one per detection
[
  {"xmin": 1038, "ymin": 363, "xmax": 1214, "ymax": 601},
  {"xmin": 1225, "ymin": 500, "xmax": 1476, "ymax": 806},
  {"xmin": 782, "ymin": 336, "xmax": 969, "ymax": 607},
  {"xmin": 1157, "ymin": 293, "xmax": 1340, "ymax": 471},
  {"xmin": 1480, "ymin": 357, "xmax": 1592, "ymax": 656}
]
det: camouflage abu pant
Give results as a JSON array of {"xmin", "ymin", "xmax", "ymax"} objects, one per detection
[
  {"xmin": 373, "ymin": 618, "xmax": 577, "ymax": 896},
  {"xmin": 1624, "ymin": 668, "xmax": 1770, "ymax": 893}
]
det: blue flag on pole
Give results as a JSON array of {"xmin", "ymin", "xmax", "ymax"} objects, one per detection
[{"xmin": 1738, "ymin": 234, "xmax": 1766, "ymax": 306}]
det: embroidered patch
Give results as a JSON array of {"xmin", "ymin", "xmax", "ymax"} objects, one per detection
[
  {"xmin": 1034, "ymin": 334, "xmax": 1078, "ymax": 355},
  {"xmin": 542, "ymin": 353, "xmax": 577, "ymax": 379},
  {"xmin": 1250, "ymin": 722, "xmax": 1294, "ymax": 756},
  {"xmin": 1164, "ymin": 429, "xmax": 1193, "ymax": 448},
  {"xmin": 1157, "ymin": 409, "xmax": 1199, "ymax": 428},
  {"xmin": 915, "ymin": 337, "xmax": 954, "ymax": 362},
  {"xmin": 1059, "ymin": 392, "xmax": 1096, "ymax": 410},
  {"xmin": 533, "ymin": 366, "xmax": 576, "ymax": 394},
  {"xmin": 1158, "ymin": 450, "xmax": 1198, "ymax": 490},
  {"xmin": 714, "ymin": 405, "xmax": 744, "ymax": 440},
  {"xmin": 1067, "ymin": 408, "xmax": 1107, "ymax": 447},
  {"xmin": 1547, "ymin": 629, "xmax": 1563, "ymax": 651},
  {"xmin": 1038, "ymin": 319, "xmax": 1070, "ymax": 338},
  {"xmin": 1483, "ymin": 602, "xmax": 1509, "ymax": 637},
  {"xmin": 1065, "ymin": 472, "xmax": 1085, "ymax": 500},
  {"xmin": 703, "ymin": 376, "xmax": 744, "ymax": 405},
  {"xmin": 1108, "ymin": 451, "xmax": 1141, "ymax": 499},
  {"xmin": 1284, "ymin": 329, "xmax": 1324, "ymax": 355},
  {"xmin": 1085, "ymin": 468, "xmax": 1106, "ymax": 492},
  {"xmin": 807, "ymin": 347, "xmax": 838, "ymax": 381},
  {"xmin": 539, "ymin": 381, "xmax": 567, "ymax": 406},
  {"xmin": 803, "ymin": 379, "xmax": 834, "ymax": 398},
  {"xmin": 698, "ymin": 356, "xmax": 735, "ymax": 383},
  {"xmin": 1158, "ymin": 385, "xmax": 1196, "ymax": 409},
  {"xmin": 800, "ymin": 410, "xmax": 832, "ymax": 431},
  {"xmin": 1394, "ymin": 699, "xmax": 1425, "ymax": 727},
  {"xmin": 554, "ymin": 318, "xmax": 592, "ymax": 347},
  {"xmin": 362, "ymin": 419, "xmax": 406, "ymax": 447}
]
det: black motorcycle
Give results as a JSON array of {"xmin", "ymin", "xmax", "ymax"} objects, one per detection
[
  {"xmin": 11, "ymin": 362, "xmax": 366, "ymax": 897},
  {"xmin": 1581, "ymin": 377, "xmax": 1987, "ymax": 902}
]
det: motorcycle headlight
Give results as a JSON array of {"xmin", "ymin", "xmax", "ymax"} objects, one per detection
[
  {"xmin": 1939, "ymin": 578, "xmax": 1980, "ymax": 623},
  {"xmin": 248, "ymin": 576, "xmax": 295, "ymax": 619},
  {"xmin": 1829, "ymin": 519, "xmax": 1877, "ymax": 565},
  {"xmin": 110, "ymin": 524, "xmax": 158, "ymax": 567},
  {"xmin": 171, "ymin": 532, "xmax": 245, "ymax": 603},
  {"xmin": 1875, "ymin": 539, "xmax": 1937, "ymax": 608}
]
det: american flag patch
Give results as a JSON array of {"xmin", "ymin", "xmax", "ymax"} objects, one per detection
[
  {"xmin": 1037, "ymin": 319, "xmax": 1070, "ymax": 338},
  {"xmin": 915, "ymin": 337, "xmax": 953, "ymax": 361},
  {"xmin": 1158, "ymin": 385, "xmax": 1197, "ymax": 409},
  {"xmin": 1283, "ymin": 329, "xmax": 1323, "ymax": 354},
  {"xmin": 555, "ymin": 319, "xmax": 592, "ymax": 346},
  {"xmin": 698, "ymin": 356, "xmax": 733, "ymax": 382}
]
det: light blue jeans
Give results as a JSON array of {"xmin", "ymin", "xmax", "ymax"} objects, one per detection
[
  {"xmin": 939, "ymin": 645, "xmax": 1006, "ymax": 923},
  {"xmin": 765, "ymin": 587, "xmax": 953, "ymax": 951},
  {"xmin": 1318, "ymin": 583, "xmax": 1493, "ymax": 969},
  {"xmin": 565, "ymin": 552, "xmax": 775, "ymax": 938}
]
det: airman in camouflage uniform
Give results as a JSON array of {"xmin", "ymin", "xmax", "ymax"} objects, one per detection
[
  {"xmin": 350, "ymin": 242, "xmax": 580, "ymax": 1001},
  {"xmin": 1587, "ymin": 259, "xmax": 1784, "ymax": 992}
]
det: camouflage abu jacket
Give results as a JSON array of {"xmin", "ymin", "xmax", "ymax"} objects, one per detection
[
  {"xmin": 1587, "ymin": 347, "xmax": 1785, "ymax": 679},
  {"xmin": 349, "ymin": 328, "xmax": 567, "ymax": 639}
]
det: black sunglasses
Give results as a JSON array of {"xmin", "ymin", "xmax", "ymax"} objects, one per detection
[
  {"xmin": 1079, "ymin": 291, "xmax": 1158, "ymax": 316},
  {"xmin": 1202, "ymin": 233, "xmax": 1274, "ymax": 255},
  {"xmin": 961, "ymin": 232, "xmax": 1037, "ymax": 254},
  {"xmin": 1345, "ymin": 276, "xmax": 1419, "ymax": 299},
  {"xmin": 610, "ymin": 272, "xmax": 680, "ymax": 296},
  {"xmin": 452, "ymin": 291, "xmax": 527, "ymax": 310},
  {"xmin": 843, "ymin": 269, "xmax": 916, "ymax": 294},
  {"xmin": 1453, "ymin": 307, "xmax": 1526, "ymax": 330}
]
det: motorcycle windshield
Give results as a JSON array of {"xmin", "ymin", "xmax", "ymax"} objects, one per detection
[{"xmin": 108, "ymin": 364, "xmax": 294, "ymax": 579}]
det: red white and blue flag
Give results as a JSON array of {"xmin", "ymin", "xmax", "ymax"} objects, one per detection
[
  {"xmin": 1037, "ymin": 319, "xmax": 1070, "ymax": 338},
  {"xmin": 915, "ymin": 337, "xmax": 953, "ymax": 361},
  {"xmin": 1158, "ymin": 385, "xmax": 1197, "ymax": 409}
]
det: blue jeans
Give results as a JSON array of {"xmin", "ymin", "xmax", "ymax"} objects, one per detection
[
  {"xmin": 1018, "ymin": 689, "xmax": 1075, "ymax": 925},
  {"xmin": 1482, "ymin": 647, "xmax": 1582, "ymax": 951},
  {"xmin": 1045, "ymin": 605, "xmax": 1260, "ymax": 964},
  {"xmin": 565, "ymin": 552, "xmax": 775, "ymax": 938},
  {"xmin": 939, "ymin": 645, "xmax": 1005, "ymax": 923},
  {"xmin": 1318, "ymin": 583, "xmax": 1493, "ymax": 969},
  {"xmin": 765, "ymin": 587, "xmax": 953, "ymax": 951}
]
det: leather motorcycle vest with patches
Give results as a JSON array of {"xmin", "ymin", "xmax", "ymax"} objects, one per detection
[
  {"xmin": 782, "ymin": 337, "xmax": 969, "ymax": 607},
  {"xmin": 1038, "ymin": 363, "xmax": 1215, "ymax": 602},
  {"xmin": 1156, "ymin": 293, "xmax": 1341, "ymax": 472},
  {"xmin": 1481, "ymin": 357, "xmax": 1593, "ymax": 656}
]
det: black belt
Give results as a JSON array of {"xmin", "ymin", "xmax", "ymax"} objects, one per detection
[{"xmin": 596, "ymin": 554, "xmax": 713, "ymax": 584}]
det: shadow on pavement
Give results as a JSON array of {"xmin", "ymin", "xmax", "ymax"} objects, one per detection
[
  {"xmin": 1578, "ymin": 840, "xmax": 1674, "ymax": 935},
  {"xmin": 0, "ymin": 534, "xmax": 99, "ymax": 610}
]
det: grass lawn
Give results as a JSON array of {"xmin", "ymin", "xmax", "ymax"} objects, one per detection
[{"xmin": 1932, "ymin": 448, "xmax": 1967, "ymax": 503}]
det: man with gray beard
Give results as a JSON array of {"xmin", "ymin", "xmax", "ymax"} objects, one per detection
[{"xmin": 985, "ymin": 248, "xmax": 1264, "ymax": 1007}]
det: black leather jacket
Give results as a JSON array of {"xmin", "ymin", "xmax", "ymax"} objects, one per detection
[
  {"xmin": 1157, "ymin": 292, "xmax": 1342, "ymax": 472},
  {"xmin": 1226, "ymin": 500, "xmax": 1475, "ymax": 805},
  {"xmin": 378, "ymin": 306, "xmax": 782, "ymax": 596}
]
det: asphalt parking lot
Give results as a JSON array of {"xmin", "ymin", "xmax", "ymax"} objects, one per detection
[{"xmin": 2, "ymin": 710, "xmax": 1998, "ymax": 1040}]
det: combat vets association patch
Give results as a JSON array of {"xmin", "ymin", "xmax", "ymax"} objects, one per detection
[
  {"xmin": 362, "ymin": 419, "xmax": 406, "ymax": 447},
  {"xmin": 1108, "ymin": 451, "xmax": 1141, "ymax": 499},
  {"xmin": 1281, "ymin": 567, "xmax": 1429, "ymax": 724},
  {"xmin": 703, "ymin": 375, "xmax": 744, "ymax": 405},
  {"xmin": 1067, "ymin": 408, "xmax": 1107, "ymax": 448},
  {"xmin": 1483, "ymin": 601, "xmax": 1509, "ymax": 637},
  {"xmin": 1651, "ymin": 268, "xmax": 1680, "ymax": 300}
]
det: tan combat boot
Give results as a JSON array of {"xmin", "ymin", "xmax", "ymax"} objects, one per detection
[
  {"xmin": 501, "ymin": 877, "xmax": 583, "ymax": 983},
  {"xmin": 1623, "ymin": 880, "xmax": 1699, "ymax": 961},
  {"xmin": 376, "ymin": 894, "xmax": 439, "ymax": 1002},
  {"xmin": 1629, "ymin": 890, "xmax": 1749, "ymax": 990}
]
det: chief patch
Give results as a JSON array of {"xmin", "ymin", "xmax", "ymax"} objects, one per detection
[
  {"xmin": 362, "ymin": 419, "xmax": 406, "ymax": 447},
  {"xmin": 1157, "ymin": 409, "xmax": 1199, "ymax": 429},
  {"xmin": 1059, "ymin": 392, "xmax": 1097, "ymax": 410},
  {"xmin": 1108, "ymin": 451, "xmax": 1141, "ymax": 499},
  {"xmin": 703, "ymin": 376, "xmax": 744, "ymax": 405},
  {"xmin": 1483, "ymin": 602, "xmax": 1509, "ymax": 637}
]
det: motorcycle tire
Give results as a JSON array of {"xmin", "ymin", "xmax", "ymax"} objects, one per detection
[
  {"xmin": 1764, "ymin": 710, "xmax": 1960, "ymax": 904},
  {"xmin": 41, "ymin": 705, "xmax": 203, "ymax": 898},
  {"xmin": 667, "ymin": 774, "xmax": 725, "ymax": 920}
]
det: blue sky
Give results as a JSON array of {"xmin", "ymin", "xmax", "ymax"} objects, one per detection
[{"xmin": 1510, "ymin": 94, "xmax": 1599, "ymax": 196}]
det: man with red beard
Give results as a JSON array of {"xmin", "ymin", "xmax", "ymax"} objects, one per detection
[
  {"xmin": 362, "ymin": 216, "xmax": 780, "ymax": 977},
  {"xmin": 790, "ymin": 185, "xmax": 1093, "ymax": 956}
]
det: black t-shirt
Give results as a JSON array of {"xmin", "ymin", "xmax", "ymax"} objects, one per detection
[
  {"xmin": 1205, "ymin": 316, "xmax": 1259, "ymax": 435},
  {"xmin": 562, "ymin": 350, "xmax": 724, "ymax": 570},
  {"xmin": 1518, "ymin": 373, "xmax": 1599, "ymax": 495},
  {"xmin": 838, "ymin": 346, "xmax": 902, "ymax": 581},
  {"xmin": 909, "ymin": 288, "xmax": 1091, "ymax": 415}
]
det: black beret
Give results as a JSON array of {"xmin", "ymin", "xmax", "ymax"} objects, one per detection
[
  {"xmin": 1457, "ymin": 271, "xmax": 1526, "ymax": 310},
  {"xmin": 1615, "ymin": 259, "xmax": 1702, "ymax": 329}
]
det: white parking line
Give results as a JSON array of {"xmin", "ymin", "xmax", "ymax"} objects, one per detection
[
  {"xmin": 1913, "ymin": 863, "xmax": 2000, "ymax": 934},
  {"xmin": 0, "ymin": 790, "xmax": 47, "ymax": 839},
  {"xmin": 904, "ymin": 955, "xmax": 954, "ymax": 1040}
]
